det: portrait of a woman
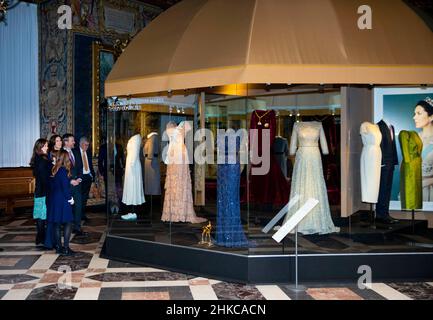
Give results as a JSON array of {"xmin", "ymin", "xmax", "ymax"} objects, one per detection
[{"xmin": 413, "ymin": 97, "xmax": 433, "ymax": 201}]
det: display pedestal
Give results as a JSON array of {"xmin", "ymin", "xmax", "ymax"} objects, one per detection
[
  {"xmin": 370, "ymin": 203, "xmax": 376, "ymax": 228},
  {"xmin": 272, "ymin": 198, "xmax": 319, "ymax": 289},
  {"xmin": 149, "ymin": 195, "xmax": 153, "ymax": 225},
  {"xmin": 411, "ymin": 209, "xmax": 415, "ymax": 234},
  {"xmin": 285, "ymin": 226, "xmax": 306, "ymax": 292}
]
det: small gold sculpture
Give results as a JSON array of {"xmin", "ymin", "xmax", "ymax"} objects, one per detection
[{"xmin": 199, "ymin": 222, "xmax": 213, "ymax": 247}]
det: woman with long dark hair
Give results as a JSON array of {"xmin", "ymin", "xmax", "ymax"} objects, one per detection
[
  {"xmin": 30, "ymin": 139, "xmax": 50, "ymax": 246},
  {"xmin": 48, "ymin": 134, "xmax": 63, "ymax": 160},
  {"xmin": 47, "ymin": 150, "xmax": 76, "ymax": 256},
  {"xmin": 44, "ymin": 134, "xmax": 63, "ymax": 249}
]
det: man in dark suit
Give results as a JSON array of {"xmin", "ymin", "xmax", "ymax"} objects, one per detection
[
  {"xmin": 78, "ymin": 137, "xmax": 95, "ymax": 223},
  {"xmin": 63, "ymin": 133, "xmax": 85, "ymax": 235},
  {"xmin": 376, "ymin": 120, "xmax": 399, "ymax": 224}
]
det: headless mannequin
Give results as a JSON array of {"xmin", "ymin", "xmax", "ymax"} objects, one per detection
[
  {"xmin": 121, "ymin": 128, "xmax": 145, "ymax": 221},
  {"xmin": 144, "ymin": 131, "xmax": 160, "ymax": 224}
]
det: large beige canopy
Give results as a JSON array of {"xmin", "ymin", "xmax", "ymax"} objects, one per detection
[{"xmin": 105, "ymin": 0, "xmax": 433, "ymax": 97}]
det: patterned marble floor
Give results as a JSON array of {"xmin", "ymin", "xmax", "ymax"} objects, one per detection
[{"xmin": 0, "ymin": 210, "xmax": 432, "ymax": 301}]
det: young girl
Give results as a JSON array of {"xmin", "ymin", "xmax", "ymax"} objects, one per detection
[
  {"xmin": 47, "ymin": 150, "xmax": 76, "ymax": 256},
  {"xmin": 30, "ymin": 139, "xmax": 50, "ymax": 246}
]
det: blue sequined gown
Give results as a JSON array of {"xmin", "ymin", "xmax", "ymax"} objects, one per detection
[{"xmin": 216, "ymin": 131, "xmax": 249, "ymax": 247}]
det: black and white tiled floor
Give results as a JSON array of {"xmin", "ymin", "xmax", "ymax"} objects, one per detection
[{"xmin": 0, "ymin": 210, "xmax": 432, "ymax": 300}]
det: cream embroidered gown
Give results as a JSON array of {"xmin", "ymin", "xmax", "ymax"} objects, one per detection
[
  {"xmin": 283, "ymin": 122, "xmax": 339, "ymax": 235},
  {"xmin": 161, "ymin": 121, "xmax": 206, "ymax": 223},
  {"xmin": 122, "ymin": 134, "xmax": 145, "ymax": 206}
]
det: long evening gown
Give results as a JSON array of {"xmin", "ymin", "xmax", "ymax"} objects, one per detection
[
  {"xmin": 161, "ymin": 121, "xmax": 206, "ymax": 223},
  {"xmin": 399, "ymin": 131, "xmax": 422, "ymax": 209},
  {"xmin": 248, "ymin": 110, "xmax": 289, "ymax": 206},
  {"xmin": 122, "ymin": 134, "xmax": 145, "ymax": 206},
  {"xmin": 283, "ymin": 121, "xmax": 339, "ymax": 235},
  {"xmin": 216, "ymin": 131, "xmax": 249, "ymax": 247}
]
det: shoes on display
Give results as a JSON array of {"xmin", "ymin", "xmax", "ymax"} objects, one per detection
[{"xmin": 121, "ymin": 213, "xmax": 138, "ymax": 221}]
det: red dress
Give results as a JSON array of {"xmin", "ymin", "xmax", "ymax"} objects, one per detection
[{"xmin": 247, "ymin": 110, "xmax": 289, "ymax": 206}]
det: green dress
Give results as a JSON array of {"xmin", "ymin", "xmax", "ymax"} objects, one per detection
[{"xmin": 399, "ymin": 131, "xmax": 423, "ymax": 210}]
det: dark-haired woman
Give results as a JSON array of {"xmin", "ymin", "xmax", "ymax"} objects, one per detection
[
  {"xmin": 47, "ymin": 150, "xmax": 76, "ymax": 256},
  {"xmin": 413, "ymin": 98, "xmax": 433, "ymax": 201},
  {"xmin": 48, "ymin": 134, "xmax": 63, "ymax": 160},
  {"xmin": 45, "ymin": 134, "xmax": 62, "ymax": 249},
  {"xmin": 30, "ymin": 139, "xmax": 50, "ymax": 246}
]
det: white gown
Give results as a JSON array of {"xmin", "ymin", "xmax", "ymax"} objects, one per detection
[
  {"xmin": 360, "ymin": 122, "xmax": 382, "ymax": 203},
  {"xmin": 122, "ymin": 134, "xmax": 145, "ymax": 206},
  {"xmin": 283, "ymin": 122, "xmax": 339, "ymax": 235}
]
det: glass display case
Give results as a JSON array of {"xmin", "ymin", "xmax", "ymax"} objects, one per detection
[{"xmin": 101, "ymin": 85, "xmax": 433, "ymax": 283}]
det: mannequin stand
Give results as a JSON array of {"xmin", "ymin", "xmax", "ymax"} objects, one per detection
[
  {"xmin": 411, "ymin": 209, "xmax": 415, "ymax": 234},
  {"xmin": 150, "ymin": 195, "xmax": 153, "ymax": 225},
  {"xmin": 370, "ymin": 203, "xmax": 376, "ymax": 230},
  {"xmin": 286, "ymin": 226, "xmax": 306, "ymax": 292},
  {"xmin": 132, "ymin": 205, "xmax": 137, "ymax": 221}
]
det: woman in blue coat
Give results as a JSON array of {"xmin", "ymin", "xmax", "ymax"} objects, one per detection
[
  {"xmin": 47, "ymin": 150, "xmax": 76, "ymax": 256},
  {"xmin": 44, "ymin": 135, "xmax": 63, "ymax": 249}
]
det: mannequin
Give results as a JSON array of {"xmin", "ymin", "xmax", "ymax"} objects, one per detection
[
  {"xmin": 144, "ymin": 132, "xmax": 161, "ymax": 195},
  {"xmin": 399, "ymin": 130, "xmax": 423, "ymax": 210},
  {"xmin": 121, "ymin": 130, "xmax": 145, "ymax": 220},
  {"xmin": 283, "ymin": 121, "xmax": 339, "ymax": 235},
  {"xmin": 161, "ymin": 121, "xmax": 206, "ymax": 223},
  {"xmin": 216, "ymin": 128, "xmax": 249, "ymax": 247},
  {"xmin": 376, "ymin": 119, "xmax": 399, "ymax": 224},
  {"xmin": 273, "ymin": 136, "xmax": 289, "ymax": 178},
  {"xmin": 143, "ymin": 131, "xmax": 161, "ymax": 222},
  {"xmin": 360, "ymin": 122, "xmax": 382, "ymax": 203},
  {"xmin": 248, "ymin": 109, "xmax": 289, "ymax": 206}
]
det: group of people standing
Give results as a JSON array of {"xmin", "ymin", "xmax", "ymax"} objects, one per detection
[{"xmin": 30, "ymin": 134, "xmax": 95, "ymax": 256}]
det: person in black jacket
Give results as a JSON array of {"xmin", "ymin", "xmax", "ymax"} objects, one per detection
[
  {"xmin": 30, "ymin": 138, "xmax": 50, "ymax": 246},
  {"xmin": 78, "ymin": 137, "xmax": 95, "ymax": 222},
  {"xmin": 62, "ymin": 133, "xmax": 85, "ymax": 235}
]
